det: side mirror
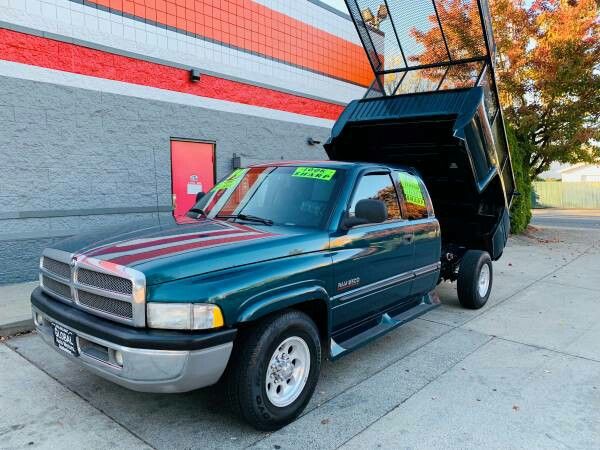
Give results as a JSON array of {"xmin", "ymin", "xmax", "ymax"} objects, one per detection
[
  {"xmin": 342, "ymin": 199, "xmax": 388, "ymax": 229},
  {"xmin": 195, "ymin": 191, "xmax": 206, "ymax": 202}
]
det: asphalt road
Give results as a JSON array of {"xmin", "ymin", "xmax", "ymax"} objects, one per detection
[
  {"xmin": 531, "ymin": 208, "xmax": 600, "ymax": 230},
  {"xmin": 2, "ymin": 227, "xmax": 600, "ymax": 449}
]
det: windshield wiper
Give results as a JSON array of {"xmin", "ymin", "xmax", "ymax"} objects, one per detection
[
  {"xmin": 216, "ymin": 213, "xmax": 273, "ymax": 225},
  {"xmin": 186, "ymin": 207, "xmax": 206, "ymax": 218}
]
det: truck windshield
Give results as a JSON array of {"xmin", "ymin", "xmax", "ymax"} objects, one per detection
[{"xmin": 188, "ymin": 166, "xmax": 344, "ymax": 228}]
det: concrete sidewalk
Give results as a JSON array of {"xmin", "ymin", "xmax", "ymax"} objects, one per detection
[
  {"xmin": 0, "ymin": 281, "xmax": 37, "ymax": 337},
  {"xmin": 0, "ymin": 344, "xmax": 151, "ymax": 448}
]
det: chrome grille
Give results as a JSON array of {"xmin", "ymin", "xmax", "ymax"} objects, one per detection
[
  {"xmin": 77, "ymin": 290, "xmax": 133, "ymax": 319},
  {"xmin": 42, "ymin": 257, "xmax": 70, "ymax": 279},
  {"xmin": 40, "ymin": 249, "xmax": 146, "ymax": 327},
  {"xmin": 42, "ymin": 275, "xmax": 72, "ymax": 300},
  {"xmin": 77, "ymin": 268, "xmax": 133, "ymax": 295}
]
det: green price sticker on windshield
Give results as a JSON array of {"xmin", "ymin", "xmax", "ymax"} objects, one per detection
[
  {"xmin": 214, "ymin": 168, "xmax": 244, "ymax": 190},
  {"xmin": 292, "ymin": 167, "xmax": 336, "ymax": 181},
  {"xmin": 398, "ymin": 172, "xmax": 426, "ymax": 207}
]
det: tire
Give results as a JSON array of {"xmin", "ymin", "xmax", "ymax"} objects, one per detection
[
  {"xmin": 457, "ymin": 250, "xmax": 493, "ymax": 309},
  {"xmin": 225, "ymin": 310, "xmax": 321, "ymax": 431}
]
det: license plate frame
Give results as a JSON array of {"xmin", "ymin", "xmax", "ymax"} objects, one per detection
[{"xmin": 51, "ymin": 322, "xmax": 79, "ymax": 357}]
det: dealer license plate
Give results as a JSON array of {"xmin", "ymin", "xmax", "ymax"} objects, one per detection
[{"xmin": 51, "ymin": 322, "xmax": 79, "ymax": 357}]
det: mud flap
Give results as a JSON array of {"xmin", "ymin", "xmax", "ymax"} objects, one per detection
[{"xmin": 490, "ymin": 207, "xmax": 510, "ymax": 260}]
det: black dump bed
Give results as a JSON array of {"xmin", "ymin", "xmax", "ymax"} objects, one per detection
[
  {"xmin": 326, "ymin": 0, "xmax": 515, "ymax": 260},
  {"xmin": 325, "ymin": 87, "xmax": 514, "ymax": 259}
]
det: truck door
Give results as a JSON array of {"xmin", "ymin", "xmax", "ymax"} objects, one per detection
[
  {"xmin": 331, "ymin": 172, "xmax": 415, "ymax": 331},
  {"xmin": 394, "ymin": 170, "xmax": 441, "ymax": 296}
]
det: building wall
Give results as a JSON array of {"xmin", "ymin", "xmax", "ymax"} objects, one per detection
[
  {"xmin": 561, "ymin": 165, "xmax": 600, "ymax": 182},
  {"xmin": 0, "ymin": 0, "xmax": 368, "ymax": 284},
  {"xmin": 0, "ymin": 0, "xmax": 367, "ymax": 103},
  {"xmin": 0, "ymin": 73, "xmax": 334, "ymax": 283}
]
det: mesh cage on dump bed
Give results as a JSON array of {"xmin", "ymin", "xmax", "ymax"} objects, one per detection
[
  {"xmin": 337, "ymin": 0, "xmax": 514, "ymax": 205},
  {"xmin": 345, "ymin": 0, "xmax": 496, "ymax": 97}
]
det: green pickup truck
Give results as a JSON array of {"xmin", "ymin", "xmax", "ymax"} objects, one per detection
[
  {"xmin": 32, "ymin": 159, "xmax": 456, "ymax": 430},
  {"xmin": 32, "ymin": 86, "xmax": 513, "ymax": 430},
  {"xmin": 31, "ymin": 0, "xmax": 517, "ymax": 429}
]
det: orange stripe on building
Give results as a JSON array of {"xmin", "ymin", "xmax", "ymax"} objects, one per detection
[{"xmin": 85, "ymin": 0, "xmax": 372, "ymax": 87}]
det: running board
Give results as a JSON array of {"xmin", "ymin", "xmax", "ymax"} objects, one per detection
[{"xmin": 330, "ymin": 294, "xmax": 439, "ymax": 359}]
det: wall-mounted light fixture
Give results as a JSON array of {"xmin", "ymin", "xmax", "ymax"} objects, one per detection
[
  {"xmin": 307, "ymin": 137, "xmax": 322, "ymax": 146},
  {"xmin": 190, "ymin": 68, "xmax": 202, "ymax": 82}
]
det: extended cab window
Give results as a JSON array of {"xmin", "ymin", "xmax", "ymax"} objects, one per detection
[
  {"xmin": 396, "ymin": 171, "xmax": 429, "ymax": 220},
  {"xmin": 349, "ymin": 173, "xmax": 401, "ymax": 220}
]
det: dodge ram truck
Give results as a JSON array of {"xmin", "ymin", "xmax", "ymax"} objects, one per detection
[
  {"xmin": 32, "ymin": 0, "xmax": 516, "ymax": 429},
  {"xmin": 32, "ymin": 111, "xmax": 512, "ymax": 428},
  {"xmin": 32, "ymin": 160, "xmax": 451, "ymax": 430}
]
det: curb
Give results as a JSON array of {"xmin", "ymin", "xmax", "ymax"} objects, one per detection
[{"xmin": 0, "ymin": 318, "xmax": 35, "ymax": 338}]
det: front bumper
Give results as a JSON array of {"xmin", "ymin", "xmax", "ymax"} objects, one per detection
[{"xmin": 31, "ymin": 288, "xmax": 235, "ymax": 393}]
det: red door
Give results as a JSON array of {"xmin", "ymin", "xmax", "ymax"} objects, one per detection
[{"xmin": 171, "ymin": 140, "xmax": 215, "ymax": 217}]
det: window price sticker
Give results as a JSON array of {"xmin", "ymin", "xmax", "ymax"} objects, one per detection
[
  {"xmin": 214, "ymin": 168, "xmax": 245, "ymax": 190},
  {"xmin": 292, "ymin": 167, "xmax": 336, "ymax": 181},
  {"xmin": 398, "ymin": 172, "xmax": 426, "ymax": 207}
]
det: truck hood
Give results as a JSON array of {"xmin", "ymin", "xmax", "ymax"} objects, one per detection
[{"xmin": 51, "ymin": 216, "xmax": 329, "ymax": 285}]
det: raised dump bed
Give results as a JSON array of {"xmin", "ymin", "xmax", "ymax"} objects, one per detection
[
  {"xmin": 325, "ymin": 86, "xmax": 514, "ymax": 262},
  {"xmin": 326, "ymin": 0, "xmax": 515, "ymax": 271}
]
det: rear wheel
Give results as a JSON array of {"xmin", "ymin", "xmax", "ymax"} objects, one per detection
[
  {"xmin": 457, "ymin": 250, "xmax": 493, "ymax": 309},
  {"xmin": 225, "ymin": 310, "xmax": 321, "ymax": 431}
]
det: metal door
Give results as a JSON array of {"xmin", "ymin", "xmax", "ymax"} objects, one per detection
[{"xmin": 170, "ymin": 140, "xmax": 215, "ymax": 217}]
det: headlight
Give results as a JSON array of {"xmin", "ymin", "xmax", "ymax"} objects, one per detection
[{"xmin": 146, "ymin": 303, "xmax": 224, "ymax": 330}]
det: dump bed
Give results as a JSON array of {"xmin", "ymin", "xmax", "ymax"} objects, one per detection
[
  {"xmin": 325, "ymin": 87, "xmax": 513, "ymax": 258},
  {"xmin": 325, "ymin": 0, "xmax": 515, "ymax": 259}
]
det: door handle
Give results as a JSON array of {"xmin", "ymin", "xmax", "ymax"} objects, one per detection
[{"xmin": 403, "ymin": 235, "xmax": 414, "ymax": 243}]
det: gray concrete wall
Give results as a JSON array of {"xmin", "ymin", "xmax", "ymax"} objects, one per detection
[{"xmin": 0, "ymin": 75, "xmax": 331, "ymax": 284}]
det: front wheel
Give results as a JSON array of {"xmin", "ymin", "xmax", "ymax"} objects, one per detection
[
  {"xmin": 457, "ymin": 250, "xmax": 493, "ymax": 309},
  {"xmin": 225, "ymin": 310, "xmax": 321, "ymax": 431}
]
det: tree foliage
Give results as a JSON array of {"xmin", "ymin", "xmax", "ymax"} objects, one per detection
[
  {"xmin": 494, "ymin": 0, "xmax": 599, "ymax": 179},
  {"xmin": 506, "ymin": 124, "xmax": 532, "ymax": 233},
  {"xmin": 411, "ymin": 0, "xmax": 600, "ymax": 180}
]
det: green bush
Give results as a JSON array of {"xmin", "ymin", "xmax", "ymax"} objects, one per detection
[{"xmin": 506, "ymin": 124, "xmax": 532, "ymax": 234}]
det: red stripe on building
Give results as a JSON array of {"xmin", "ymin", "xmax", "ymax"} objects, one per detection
[
  {"xmin": 85, "ymin": 0, "xmax": 372, "ymax": 87},
  {"xmin": 0, "ymin": 28, "xmax": 345, "ymax": 120}
]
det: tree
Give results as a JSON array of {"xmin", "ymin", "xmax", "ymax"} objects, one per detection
[{"xmin": 410, "ymin": 0, "xmax": 600, "ymax": 180}]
